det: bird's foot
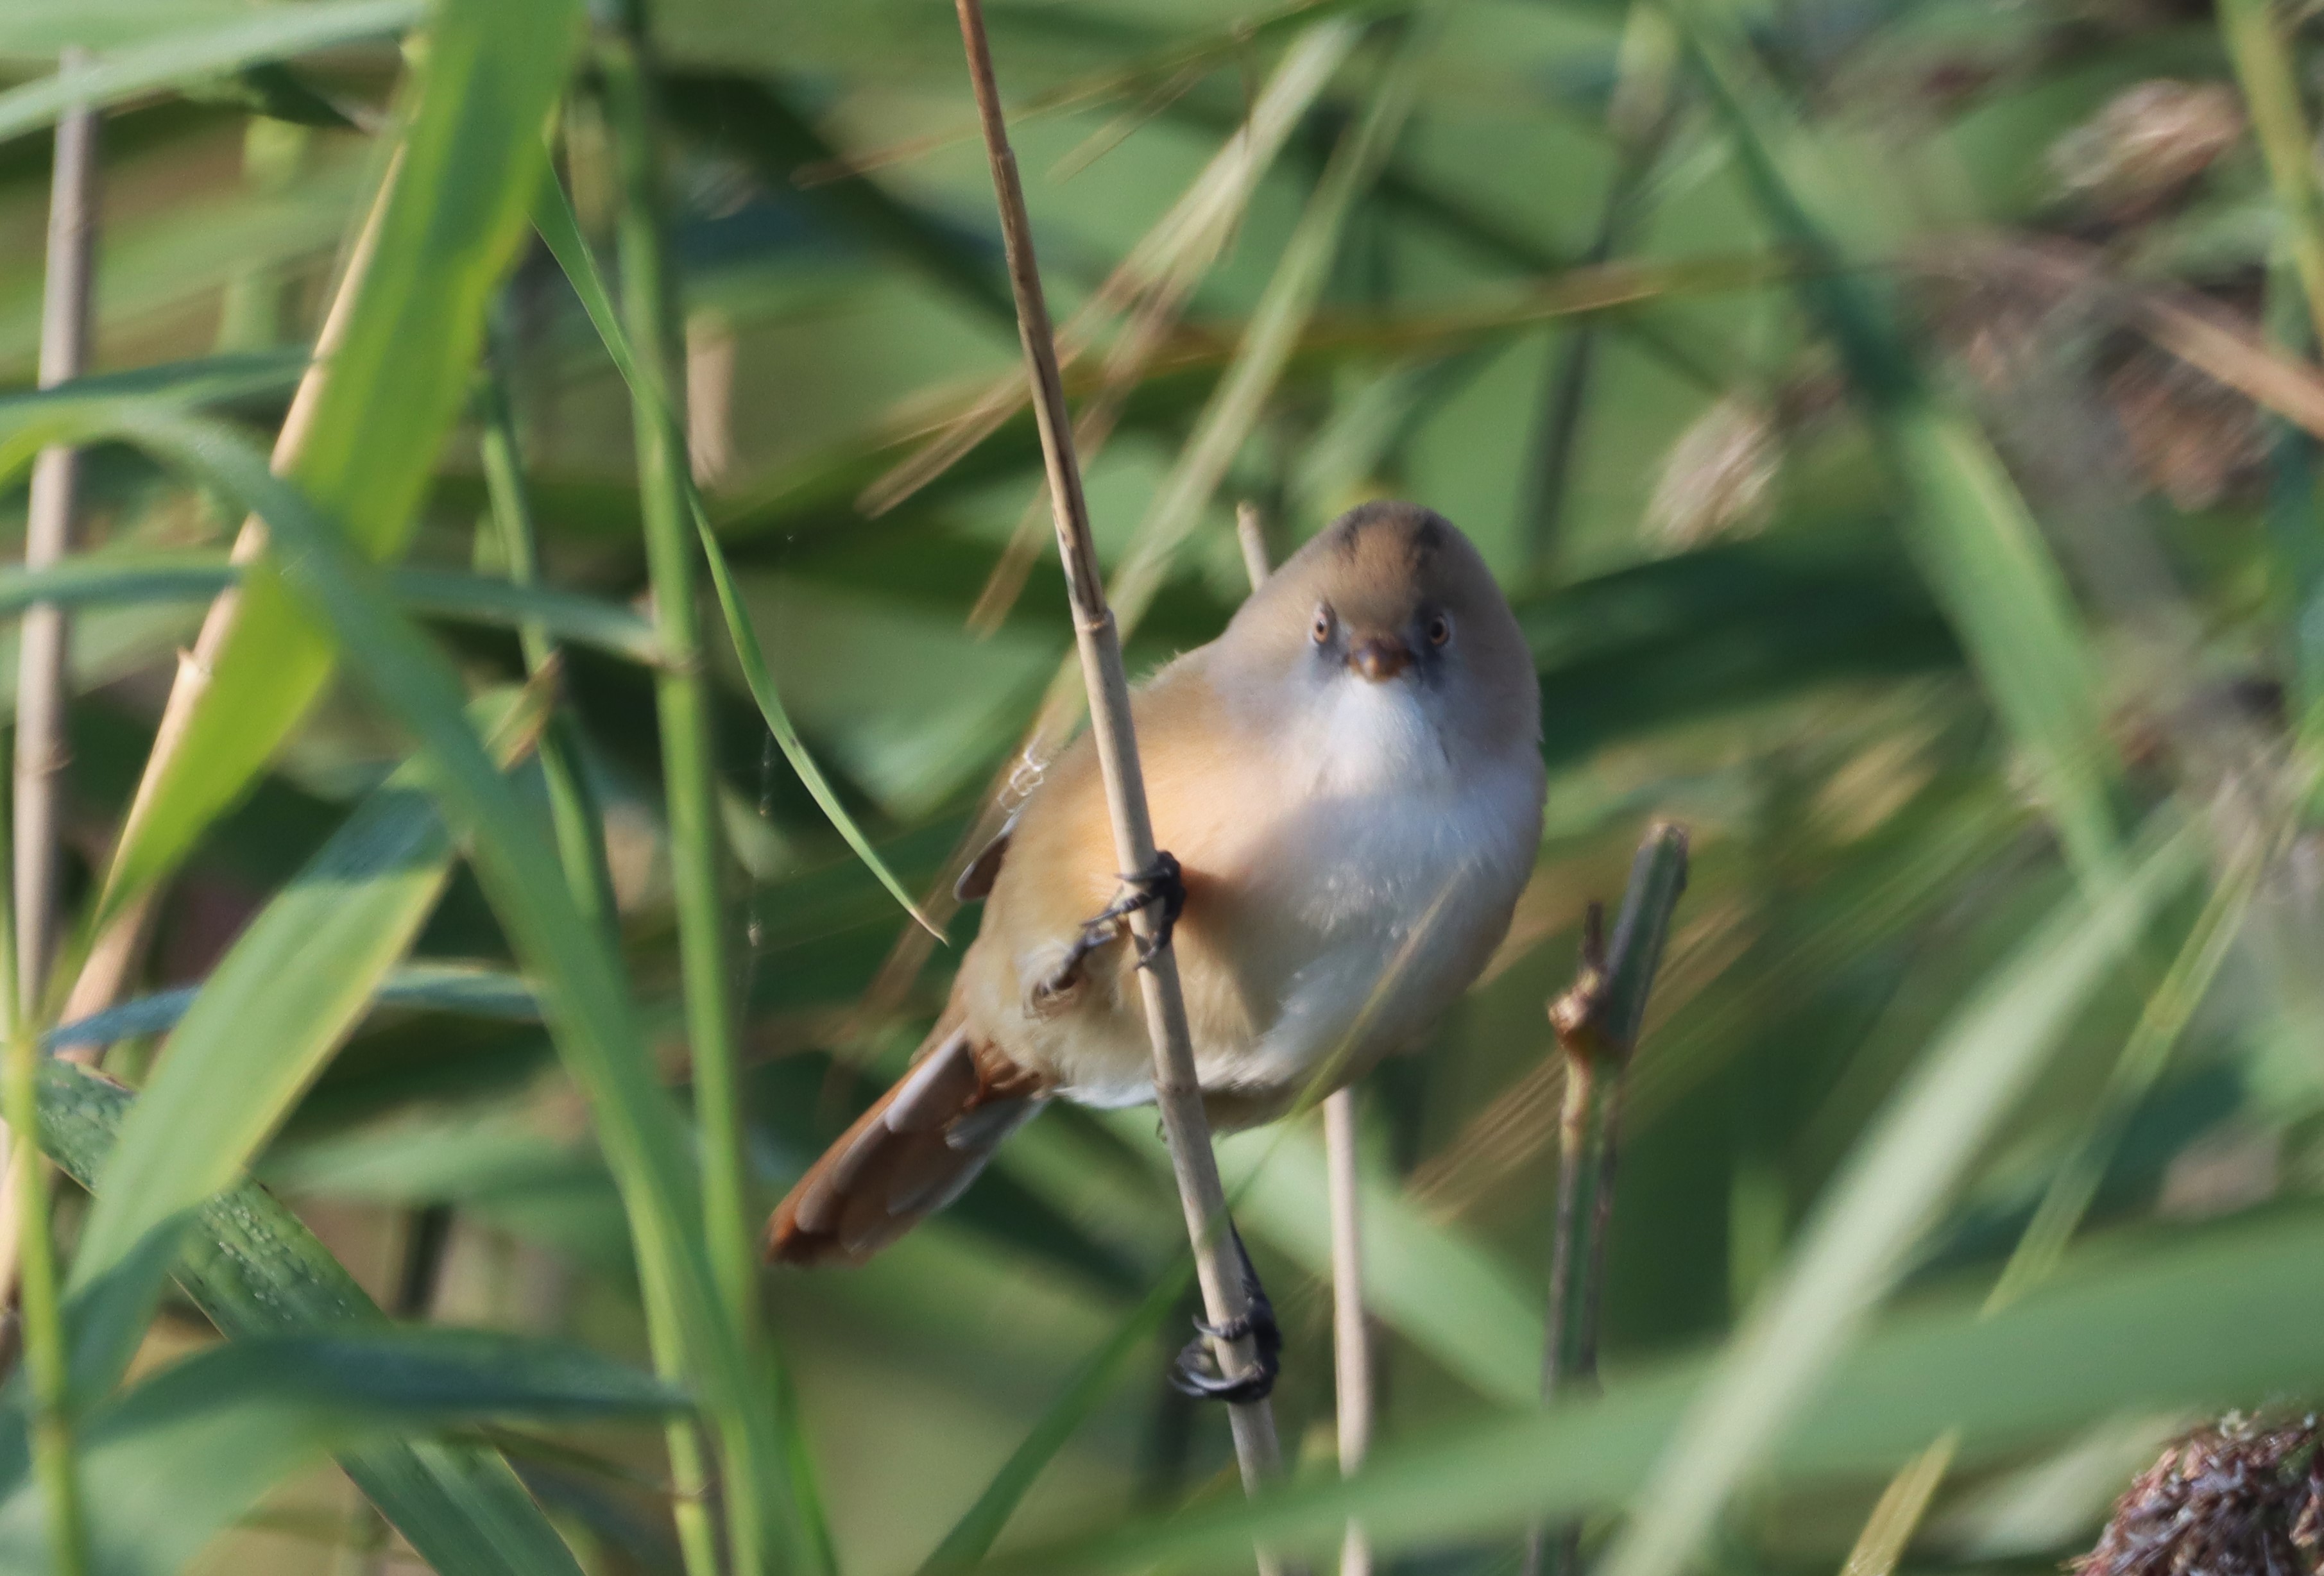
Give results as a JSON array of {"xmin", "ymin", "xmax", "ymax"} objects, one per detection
[
  {"xmin": 1036, "ymin": 852, "xmax": 1186, "ymax": 999},
  {"xmin": 1168, "ymin": 1227, "xmax": 1280, "ymax": 1403},
  {"xmin": 1104, "ymin": 851, "xmax": 1184, "ymax": 968}
]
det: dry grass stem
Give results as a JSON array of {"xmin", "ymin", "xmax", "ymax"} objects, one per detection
[
  {"xmin": 1521, "ymin": 821, "xmax": 1689, "ymax": 1576},
  {"xmin": 951, "ymin": 6, "xmax": 1299, "ymax": 1567}
]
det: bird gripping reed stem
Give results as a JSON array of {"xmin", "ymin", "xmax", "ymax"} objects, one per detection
[{"xmin": 950, "ymin": 4, "xmax": 1299, "ymax": 1560}]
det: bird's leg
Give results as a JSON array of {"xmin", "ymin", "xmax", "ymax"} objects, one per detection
[
  {"xmin": 1036, "ymin": 852, "xmax": 1186, "ymax": 998},
  {"xmin": 1113, "ymin": 851, "xmax": 1185, "ymax": 967},
  {"xmin": 1168, "ymin": 1224, "xmax": 1281, "ymax": 1403}
]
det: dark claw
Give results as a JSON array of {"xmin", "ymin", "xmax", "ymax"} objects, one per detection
[
  {"xmin": 1094, "ymin": 851, "xmax": 1183, "ymax": 968},
  {"xmin": 1037, "ymin": 852, "xmax": 1188, "ymax": 998},
  {"xmin": 1168, "ymin": 1226, "xmax": 1279, "ymax": 1403}
]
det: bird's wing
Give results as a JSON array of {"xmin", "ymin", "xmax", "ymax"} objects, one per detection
[
  {"xmin": 764, "ymin": 1028, "xmax": 1048, "ymax": 1266},
  {"xmin": 952, "ymin": 807, "xmax": 1018, "ymax": 904}
]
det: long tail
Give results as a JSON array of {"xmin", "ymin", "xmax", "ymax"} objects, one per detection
[{"xmin": 764, "ymin": 1029, "xmax": 1047, "ymax": 1266}]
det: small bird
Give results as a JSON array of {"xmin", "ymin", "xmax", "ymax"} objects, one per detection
[{"xmin": 765, "ymin": 501, "xmax": 1545, "ymax": 1393}]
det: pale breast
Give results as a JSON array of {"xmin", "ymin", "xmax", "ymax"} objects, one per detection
[
  {"xmin": 961, "ymin": 658, "xmax": 1544, "ymax": 1117},
  {"xmin": 1200, "ymin": 743, "xmax": 1541, "ymax": 1096}
]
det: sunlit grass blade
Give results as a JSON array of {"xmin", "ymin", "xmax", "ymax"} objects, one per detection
[
  {"xmin": 1667, "ymin": 0, "xmax": 2124, "ymax": 885},
  {"xmin": 1987, "ymin": 827, "xmax": 2268, "ymax": 1310},
  {"xmin": 64, "ymin": 680, "xmax": 555, "ymax": 1380},
  {"xmin": 0, "ymin": 550, "xmax": 660, "ymax": 664},
  {"xmin": 0, "ymin": 349, "xmax": 306, "ymax": 413},
  {"xmin": 858, "ymin": 17, "xmax": 1361, "ymax": 522},
  {"xmin": 2221, "ymin": 0, "xmax": 2324, "ymax": 340},
  {"xmin": 1838, "ymin": 1430, "xmax": 1957, "ymax": 1576},
  {"xmin": 479, "ymin": 316, "xmax": 620, "ymax": 935},
  {"xmin": 0, "ymin": 1327, "xmax": 679, "ymax": 1576},
  {"xmin": 697, "ymin": 518, "xmax": 941, "ymax": 938},
  {"xmin": 971, "ymin": 1200, "xmax": 2324, "ymax": 1575},
  {"xmin": 81, "ymin": 403, "xmax": 799, "ymax": 1576},
  {"xmin": 96, "ymin": 0, "xmax": 583, "ymax": 925},
  {"xmin": 1594, "ymin": 815, "xmax": 2199, "ymax": 1576},
  {"xmin": 45, "ymin": 962, "xmax": 540, "ymax": 1056},
  {"xmin": 35, "ymin": 1059, "xmax": 588, "ymax": 1576},
  {"xmin": 0, "ymin": 0, "xmax": 423, "ymax": 146},
  {"xmin": 1102, "ymin": 26, "xmax": 1426, "ymax": 636},
  {"xmin": 919, "ymin": 1259, "xmax": 1190, "ymax": 1572},
  {"xmin": 536, "ymin": 169, "xmax": 936, "ymax": 936}
]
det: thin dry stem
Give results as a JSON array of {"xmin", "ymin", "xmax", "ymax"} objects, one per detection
[
  {"xmin": 0, "ymin": 131, "xmax": 403, "ymax": 1317},
  {"xmin": 1325, "ymin": 1089, "xmax": 1373, "ymax": 1576},
  {"xmin": 1522, "ymin": 824, "xmax": 1689, "ymax": 1576},
  {"xmin": 15, "ymin": 47, "xmax": 100, "ymax": 1022},
  {"xmin": 1238, "ymin": 501, "xmax": 1371, "ymax": 1576},
  {"xmin": 952, "ymin": 6, "xmax": 1297, "ymax": 1567}
]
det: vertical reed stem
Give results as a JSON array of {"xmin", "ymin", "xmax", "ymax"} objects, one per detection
[
  {"xmin": 953, "ymin": 11, "xmax": 1299, "ymax": 1570},
  {"xmin": 15, "ymin": 49, "xmax": 100, "ymax": 1021},
  {"xmin": 1238, "ymin": 500, "xmax": 1373, "ymax": 1576},
  {"xmin": 2, "ymin": 955, "xmax": 83, "ymax": 1575},
  {"xmin": 1324, "ymin": 1090, "xmax": 1373, "ymax": 1576},
  {"xmin": 1520, "ymin": 822, "xmax": 1688, "ymax": 1576},
  {"xmin": 597, "ymin": 15, "xmax": 767, "ymax": 1575},
  {"xmin": 478, "ymin": 313, "xmax": 617, "ymax": 935},
  {"xmin": 1, "ymin": 58, "xmax": 96, "ymax": 1525}
]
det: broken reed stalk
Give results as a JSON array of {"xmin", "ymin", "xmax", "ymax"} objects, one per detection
[
  {"xmin": 1236, "ymin": 500, "xmax": 1374, "ymax": 1576},
  {"xmin": 1519, "ymin": 820, "xmax": 1689, "ymax": 1576},
  {"xmin": 952, "ymin": 8, "xmax": 1298, "ymax": 1565},
  {"xmin": 15, "ymin": 47, "xmax": 99, "ymax": 1024}
]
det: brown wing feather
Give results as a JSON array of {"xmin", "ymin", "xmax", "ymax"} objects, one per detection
[{"xmin": 764, "ymin": 1028, "xmax": 1049, "ymax": 1266}]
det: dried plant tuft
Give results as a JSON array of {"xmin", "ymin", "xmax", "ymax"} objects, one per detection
[
  {"xmin": 2074, "ymin": 1413, "xmax": 2324, "ymax": 1576},
  {"xmin": 2048, "ymin": 80, "xmax": 2244, "ymax": 215},
  {"xmin": 2104, "ymin": 350, "xmax": 2268, "ymax": 510},
  {"xmin": 1643, "ymin": 396, "xmax": 1778, "ymax": 550}
]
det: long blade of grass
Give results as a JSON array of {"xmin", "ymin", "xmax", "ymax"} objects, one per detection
[
  {"xmin": 83, "ymin": 404, "xmax": 798, "ymax": 1576},
  {"xmin": 1668, "ymin": 0, "xmax": 2124, "ymax": 886},
  {"xmin": 0, "ymin": 1328, "xmax": 679, "ymax": 1576},
  {"xmin": 857, "ymin": 17, "xmax": 1361, "ymax": 521},
  {"xmin": 592, "ymin": 25, "xmax": 773, "ymax": 1572},
  {"xmin": 970, "ymin": 1195, "xmax": 2324, "ymax": 1575},
  {"xmin": 534, "ymin": 171, "xmax": 934, "ymax": 935},
  {"xmin": 0, "ymin": 350, "xmax": 306, "ymax": 414},
  {"xmin": 1102, "ymin": 26, "xmax": 1426, "ymax": 638},
  {"xmin": 919, "ymin": 1258, "xmax": 1192, "ymax": 1573},
  {"xmin": 1594, "ymin": 815, "xmax": 2199, "ymax": 1576},
  {"xmin": 64, "ymin": 681, "xmax": 554, "ymax": 1380},
  {"xmin": 96, "ymin": 0, "xmax": 583, "ymax": 925},
  {"xmin": 45, "ymin": 962, "xmax": 540, "ymax": 1055},
  {"xmin": 0, "ymin": 0, "xmax": 424, "ymax": 147},
  {"xmin": 35, "ymin": 1058, "xmax": 588, "ymax": 1576},
  {"xmin": 1838, "ymin": 1430, "xmax": 1958, "ymax": 1576},
  {"xmin": 2220, "ymin": 0, "xmax": 2324, "ymax": 341},
  {"xmin": 479, "ymin": 314, "xmax": 620, "ymax": 936},
  {"xmin": 0, "ymin": 549, "xmax": 662, "ymax": 665},
  {"xmin": 1986, "ymin": 825, "xmax": 2269, "ymax": 1310}
]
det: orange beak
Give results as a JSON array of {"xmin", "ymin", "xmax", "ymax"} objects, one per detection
[{"xmin": 1348, "ymin": 636, "xmax": 1412, "ymax": 683}]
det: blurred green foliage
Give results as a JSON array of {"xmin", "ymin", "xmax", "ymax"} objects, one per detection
[{"xmin": 3, "ymin": 0, "xmax": 2324, "ymax": 1572}]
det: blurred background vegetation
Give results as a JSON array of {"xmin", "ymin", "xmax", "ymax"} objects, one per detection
[{"xmin": 6, "ymin": 0, "xmax": 2324, "ymax": 1573}]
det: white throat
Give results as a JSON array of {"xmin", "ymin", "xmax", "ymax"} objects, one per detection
[{"xmin": 1297, "ymin": 674, "xmax": 1457, "ymax": 798}]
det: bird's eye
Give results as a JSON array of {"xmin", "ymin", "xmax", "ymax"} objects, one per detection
[
  {"xmin": 1311, "ymin": 607, "xmax": 1333, "ymax": 645},
  {"xmin": 1426, "ymin": 613, "xmax": 1453, "ymax": 647}
]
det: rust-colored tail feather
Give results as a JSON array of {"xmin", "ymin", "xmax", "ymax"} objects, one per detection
[{"xmin": 765, "ymin": 1030, "xmax": 1045, "ymax": 1266}]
